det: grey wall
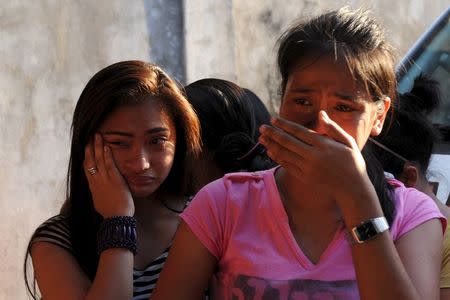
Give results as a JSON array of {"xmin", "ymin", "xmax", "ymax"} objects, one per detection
[
  {"xmin": 184, "ymin": 0, "xmax": 449, "ymax": 113},
  {"xmin": 2, "ymin": 1, "xmax": 448, "ymax": 298}
]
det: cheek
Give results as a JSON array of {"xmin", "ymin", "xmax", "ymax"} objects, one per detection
[
  {"xmin": 279, "ymin": 102, "xmax": 307, "ymax": 124},
  {"xmin": 351, "ymin": 117, "xmax": 372, "ymax": 149},
  {"xmin": 152, "ymin": 149, "xmax": 176, "ymax": 170},
  {"xmin": 109, "ymin": 150, "xmax": 127, "ymax": 174}
]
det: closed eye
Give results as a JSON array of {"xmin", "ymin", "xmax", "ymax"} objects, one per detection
[{"xmin": 106, "ymin": 140, "xmax": 130, "ymax": 148}]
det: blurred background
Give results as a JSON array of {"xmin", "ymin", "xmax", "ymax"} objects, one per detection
[{"xmin": 1, "ymin": 0, "xmax": 449, "ymax": 298}]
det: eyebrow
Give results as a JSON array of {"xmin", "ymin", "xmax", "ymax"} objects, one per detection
[
  {"xmin": 289, "ymin": 87, "xmax": 315, "ymax": 93},
  {"xmin": 334, "ymin": 92, "xmax": 355, "ymax": 101},
  {"xmin": 289, "ymin": 88, "xmax": 359, "ymax": 102},
  {"xmin": 102, "ymin": 127, "xmax": 170, "ymax": 137}
]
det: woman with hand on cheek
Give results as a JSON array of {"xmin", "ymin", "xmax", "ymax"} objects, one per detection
[
  {"xmin": 24, "ymin": 60, "xmax": 201, "ymax": 300},
  {"xmin": 152, "ymin": 8, "xmax": 445, "ymax": 300}
]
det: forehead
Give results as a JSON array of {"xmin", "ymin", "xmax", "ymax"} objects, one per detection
[
  {"xmin": 100, "ymin": 99, "xmax": 175, "ymax": 130},
  {"xmin": 286, "ymin": 54, "xmax": 362, "ymax": 92}
]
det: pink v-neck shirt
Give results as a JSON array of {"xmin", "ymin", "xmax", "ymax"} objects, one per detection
[{"xmin": 181, "ymin": 167, "xmax": 445, "ymax": 299}]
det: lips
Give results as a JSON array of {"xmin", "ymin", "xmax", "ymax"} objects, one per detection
[{"xmin": 126, "ymin": 175, "xmax": 156, "ymax": 186}]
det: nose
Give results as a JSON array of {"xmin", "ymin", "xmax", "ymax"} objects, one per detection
[
  {"xmin": 126, "ymin": 148, "xmax": 151, "ymax": 172},
  {"xmin": 303, "ymin": 108, "xmax": 330, "ymax": 136},
  {"xmin": 138, "ymin": 156, "xmax": 150, "ymax": 171}
]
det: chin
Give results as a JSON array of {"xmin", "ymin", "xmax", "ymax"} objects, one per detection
[{"xmin": 130, "ymin": 187, "xmax": 158, "ymax": 199}]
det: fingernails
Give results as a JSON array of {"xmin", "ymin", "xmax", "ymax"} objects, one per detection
[
  {"xmin": 320, "ymin": 110, "xmax": 330, "ymax": 122},
  {"xmin": 259, "ymin": 125, "xmax": 268, "ymax": 134},
  {"xmin": 258, "ymin": 135, "xmax": 264, "ymax": 143}
]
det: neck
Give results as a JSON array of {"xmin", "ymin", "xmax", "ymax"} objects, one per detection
[
  {"xmin": 276, "ymin": 167, "xmax": 341, "ymax": 218},
  {"xmin": 133, "ymin": 195, "xmax": 160, "ymax": 221},
  {"xmin": 134, "ymin": 192, "xmax": 186, "ymax": 218}
]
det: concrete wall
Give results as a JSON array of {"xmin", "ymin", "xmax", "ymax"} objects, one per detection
[
  {"xmin": 1, "ymin": 1, "xmax": 448, "ymax": 298},
  {"xmin": 184, "ymin": 0, "xmax": 449, "ymax": 113}
]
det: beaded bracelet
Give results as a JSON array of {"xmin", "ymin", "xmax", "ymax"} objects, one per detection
[{"xmin": 97, "ymin": 216, "xmax": 137, "ymax": 255}]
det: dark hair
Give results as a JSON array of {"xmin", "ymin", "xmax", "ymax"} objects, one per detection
[
  {"xmin": 25, "ymin": 60, "xmax": 201, "ymax": 298},
  {"xmin": 276, "ymin": 7, "xmax": 397, "ymax": 224},
  {"xmin": 374, "ymin": 74, "xmax": 441, "ymax": 177},
  {"xmin": 277, "ymin": 7, "xmax": 397, "ymax": 102},
  {"xmin": 184, "ymin": 78, "xmax": 275, "ymax": 174}
]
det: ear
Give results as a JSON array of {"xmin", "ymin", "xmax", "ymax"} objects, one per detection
[
  {"xmin": 398, "ymin": 163, "xmax": 419, "ymax": 188},
  {"xmin": 370, "ymin": 96, "xmax": 391, "ymax": 136}
]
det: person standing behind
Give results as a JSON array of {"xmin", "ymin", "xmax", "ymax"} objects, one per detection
[
  {"xmin": 24, "ymin": 60, "xmax": 202, "ymax": 300},
  {"xmin": 373, "ymin": 74, "xmax": 450, "ymax": 299},
  {"xmin": 151, "ymin": 8, "xmax": 444, "ymax": 300},
  {"xmin": 184, "ymin": 78, "xmax": 276, "ymax": 194}
]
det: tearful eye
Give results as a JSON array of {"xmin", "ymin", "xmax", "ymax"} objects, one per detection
[
  {"xmin": 151, "ymin": 137, "xmax": 168, "ymax": 145},
  {"xmin": 335, "ymin": 105, "xmax": 354, "ymax": 112},
  {"xmin": 294, "ymin": 98, "xmax": 312, "ymax": 106}
]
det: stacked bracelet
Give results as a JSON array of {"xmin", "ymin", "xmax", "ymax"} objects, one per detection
[{"xmin": 97, "ymin": 216, "xmax": 137, "ymax": 255}]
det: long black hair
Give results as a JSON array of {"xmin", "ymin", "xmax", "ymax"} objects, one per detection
[{"xmin": 24, "ymin": 61, "xmax": 201, "ymax": 298}]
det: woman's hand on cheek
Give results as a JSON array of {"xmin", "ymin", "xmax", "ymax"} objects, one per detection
[
  {"xmin": 258, "ymin": 111, "xmax": 368, "ymax": 197},
  {"xmin": 83, "ymin": 133, "xmax": 135, "ymax": 218}
]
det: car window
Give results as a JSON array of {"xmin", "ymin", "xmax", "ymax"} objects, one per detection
[
  {"xmin": 397, "ymin": 8, "xmax": 450, "ymax": 153},
  {"xmin": 397, "ymin": 8, "xmax": 450, "ymax": 203}
]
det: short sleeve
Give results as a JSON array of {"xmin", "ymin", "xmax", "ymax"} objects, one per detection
[
  {"xmin": 390, "ymin": 184, "xmax": 446, "ymax": 241},
  {"xmin": 181, "ymin": 179, "xmax": 228, "ymax": 259},
  {"xmin": 30, "ymin": 215, "xmax": 73, "ymax": 254}
]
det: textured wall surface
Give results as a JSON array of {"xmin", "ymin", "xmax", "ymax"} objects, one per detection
[
  {"xmin": 1, "ymin": 0, "xmax": 449, "ymax": 298},
  {"xmin": 184, "ymin": 0, "xmax": 449, "ymax": 113}
]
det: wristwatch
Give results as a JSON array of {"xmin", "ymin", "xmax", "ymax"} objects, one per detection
[{"xmin": 349, "ymin": 216, "xmax": 389, "ymax": 244}]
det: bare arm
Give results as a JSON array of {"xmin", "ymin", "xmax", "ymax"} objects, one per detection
[
  {"xmin": 31, "ymin": 242, "xmax": 133, "ymax": 300},
  {"xmin": 151, "ymin": 221, "xmax": 217, "ymax": 300},
  {"xmin": 395, "ymin": 219, "xmax": 442, "ymax": 299},
  {"xmin": 441, "ymin": 288, "xmax": 450, "ymax": 300},
  {"xmin": 259, "ymin": 114, "xmax": 442, "ymax": 299},
  {"xmin": 351, "ymin": 218, "xmax": 442, "ymax": 300},
  {"xmin": 31, "ymin": 134, "xmax": 137, "ymax": 299}
]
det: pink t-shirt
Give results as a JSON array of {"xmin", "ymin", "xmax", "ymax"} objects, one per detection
[{"xmin": 181, "ymin": 167, "xmax": 445, "ymax": 299}]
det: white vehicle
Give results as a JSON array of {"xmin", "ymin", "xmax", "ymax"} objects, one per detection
[{"xmin": 397, "ymin": 7, "xmax": 450, "ymax": 204}]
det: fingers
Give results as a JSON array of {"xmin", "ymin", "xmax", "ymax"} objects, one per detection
[
  {"xmin": 316, "ymin": 111, "xmax": 356, "ymax": 148},
  {"xmin": 83, "ymin": 133, "xmax": 108, "ymax": 179},
  {"xmin": 259, "ymin": 125, "xmax": 309, "ymax": 163},
  {"xmin": 93, "ymin": 133, "xmax": 107, "ymax": 176},
  {"xmin": 83, "ymin": 138, "xmax": 96, "ymax": 178},
  {"xmin": 270, "ymin": 112, "xmax": 357, "ymax": 149},
  {"xmin": 103, "ymin": 144, "xmax": 122, "ymax": 180},
  {"xmin": 269, "ymin": 117, "xmax": 318, "ymax": 146}
]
